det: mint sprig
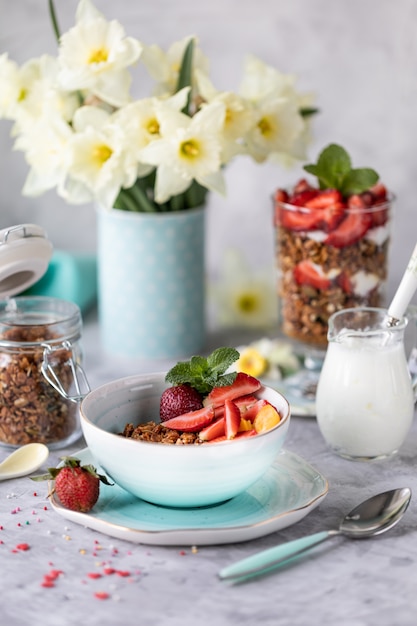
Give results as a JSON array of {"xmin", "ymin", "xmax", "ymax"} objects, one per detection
[
  {"xmin": 165, "ymin": 347, "xmax": 239, "ymax": 394},
  {"xmin": 303, "ymin": 144, "xmax": 379, "ymax": 196}
]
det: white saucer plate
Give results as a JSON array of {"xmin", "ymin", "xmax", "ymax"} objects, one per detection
[{"xmin": 50, "ymin": 448, "xmax": 328, "ymax": 546}]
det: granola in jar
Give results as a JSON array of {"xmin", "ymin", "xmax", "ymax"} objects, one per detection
[
  {"xmin": 0, "ymin": 297, "xmax": 86, "ymax": 448},
  {"xmin": 274, "ymin": 180, "xmax": 392, "ymax": 347}
]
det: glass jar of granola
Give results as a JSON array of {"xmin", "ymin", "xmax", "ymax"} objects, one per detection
[
  {"xmin": 0, "ymin": 296, "xmax": 89, "ymax": 449},
  {"xmin": 273, "ymin": 181, "xmax": 392, "ymax": 349}
]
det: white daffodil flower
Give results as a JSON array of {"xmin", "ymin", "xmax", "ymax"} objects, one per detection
[
  {"xmin": 0, "ymin": 0, "xmax": 317, "ymax": 210},
  {"xmin": 195, "ymin": 70, "xmax": 255, "ymax": 163},
  {"xmin": 0, "ymin": 54, "xmax": 79, "ymax": 138},
  {"xmin": 64, "ymin": 105, "xmax": 130, "ymax": 208},
  {"xmin": 111, "ymin": 88, "xmax": 190, "ymax": 183},
  {"xmin": 141, "ymin": 36, "xmax": 210, "ymax": 96},
  {"xmin": 210, "ymin": 249, "xmax": 278, "ymax": 329},
  {"xmin": 15, "ymin": 113, "xmax": 73, "ymax": 197},
  {"xmin": 245, "ymin": 96, "xmax": 304, "ymax": 163},
  {"xmin": 0, "ymin": 54, "xmax": 21, "ymax": 119},
  {"xmin": 139, "ymin": 100, "xmax": 226, "ymax": 203},
  {"xmin": 58, "ymin": 0, "xmax": 142, "ymax": 107},
  {"xmin": 239, "ymin": 54, "xmax": 299, "ymax": 104}
]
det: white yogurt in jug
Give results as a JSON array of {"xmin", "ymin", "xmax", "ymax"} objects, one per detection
[{"xmin": 316, "ymin": 334, "xmax": 414, "ymax": 460}]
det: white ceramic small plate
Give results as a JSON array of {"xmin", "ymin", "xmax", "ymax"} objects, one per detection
[{"xmin": 50, "ymin": 448, "xmax": 328, "ymax": 546}]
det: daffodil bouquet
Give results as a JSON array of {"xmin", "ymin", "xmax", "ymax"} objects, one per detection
[{"xmin": 0, "ymin": 0, "xmax": 316, "ymax": 212}]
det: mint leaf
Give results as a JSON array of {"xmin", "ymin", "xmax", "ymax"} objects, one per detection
[
  {"xmin": 340, "ymin": 167, "xmax": 379, "ymax": 196},
  {"xmin": 207, "ymin": 347, "xmax": 240, "ymax": 375},
  {"xmin": 304, "ymin": 144, "xmax": 351, "ymax": 190},
  {"xmin": 303, "ymin": 144, "xmax": 379, "ymax": 196},
  {"xmin": 165, "ymin": 347, "xmax": 239, "ymax": 394}
]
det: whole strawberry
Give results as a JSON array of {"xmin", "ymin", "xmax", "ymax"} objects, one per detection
[
  {"xmin": 32, "ymin": 457, "xmax": 112, "ymax": 513},
  {"xmin": 160, "ymin": 383, "xmax": 203, "ymax": 422}
]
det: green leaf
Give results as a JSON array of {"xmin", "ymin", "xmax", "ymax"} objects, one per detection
[
  {"xmin": 303, "ymin": 143, "xmax": 379, "ymax": 195},
  {"xmin": 176, "ymin": 38, "xmax": 195, "ymax": 116},
  {"xmin": 165, "ymin": 347, "xmax": 239, "ymax": 394},
  {"xmin": 165, "ymin": 362, "xmax": 193, "ymax": 386},
  {"xmin": 207, "ymin": 347, "xmax": 240, "ymax": 375},
  {"xmin": 340, "ymin": 167, "xmax": 379, "ymax": 196},
  {"xmin": 299, "ymin": 107, "xmax": 319, "ymax": 118}
]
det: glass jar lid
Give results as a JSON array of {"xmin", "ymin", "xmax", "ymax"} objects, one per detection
[{"xmin": 0, "ymin": 224, "xmax": 53, "ymax": 298}]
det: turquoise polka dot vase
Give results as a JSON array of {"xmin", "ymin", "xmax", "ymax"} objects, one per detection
[{"xmin": 97, "ymin": 206, "xmax": 206, "ymax": 359}]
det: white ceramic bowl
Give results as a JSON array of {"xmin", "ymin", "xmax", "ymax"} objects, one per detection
[{"xmin": 80, "ymin": 372, "xmax": 291, "ymax": 508}]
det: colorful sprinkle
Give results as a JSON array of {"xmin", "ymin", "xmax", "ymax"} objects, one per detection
[
  {"xmin": 16, "ymin": 543, "xmax": 30, "ymax": 551},
  {"xmin": 87, "ymin": 572, "xmax": 102, "ymax": 579},
  {"xmin": 94, "ymin": 591, "xmax": 110, "ymax": 600},
  {"xmin": 103, "ymin": 568, "xmax": 116, "ymax": 575}
]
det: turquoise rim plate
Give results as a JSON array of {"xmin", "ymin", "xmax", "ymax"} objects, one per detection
[{"xmin": 50, "ymin": 448, "xmax": 328, "ymax": 546}]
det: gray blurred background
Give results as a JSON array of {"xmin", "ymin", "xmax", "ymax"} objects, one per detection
[{"xmin": 1, "ymin": 0, "xmax": 416, "ymax": 308}]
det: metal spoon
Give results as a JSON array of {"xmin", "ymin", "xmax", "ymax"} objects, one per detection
[
  {"xmin": 219, "ymin": 487, "xmax": 411, "ymax": 582},
  {"xmin": 0, "ymin": 443, "xmax": 49, "ymax": 481}
]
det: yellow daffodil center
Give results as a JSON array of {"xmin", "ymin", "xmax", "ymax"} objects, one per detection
[
  {"xmin": 88, "ymin": 48, "xmax": 109, "ymax": 64},
  {"xmin": 18, "ymin": 88, "xmax": 27, "ymax": 102},
  {"xmin": 225, "ymin": 108, "xmax": 233, "ymax": 126},
  {"xmin": 93, "ymin": 144, "xmax": 113, "ymax": 166},
  {"xmin": 237, "ymin": 348, "xmax": 268, "ymax": 378},
  {"xmin": 258, "ymin": 116, "xmax": 274, "ymax": 137},
  {"xmin": 236, "ymin": 292, "xmax": 259, "ymax": 314},
  {"xmin": 180, "ymin": 139, "xmax": 200, "ymax": 160},
  {"xmin": 146, "ymin": 118, "xmax": 160, "ymax": 136}
]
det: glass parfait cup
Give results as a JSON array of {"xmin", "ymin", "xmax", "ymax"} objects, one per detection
[{"xmin": 273, "ymin": 182, "xmax": 393, "ymax": 396}]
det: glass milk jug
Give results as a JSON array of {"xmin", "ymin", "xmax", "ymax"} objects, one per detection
[{"xmin": 316, "ymin": 307, "xmax": 416, "ymax": 461}]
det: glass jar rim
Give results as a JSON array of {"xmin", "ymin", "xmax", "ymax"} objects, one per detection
[{"xmin": 0, "ymin": 296, "xmax": 82, "ymax": 346}]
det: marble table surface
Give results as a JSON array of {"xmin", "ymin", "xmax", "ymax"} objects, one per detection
[{"xmin": 2, "ymin": 312, "xmax": 417, "ymax": 626}]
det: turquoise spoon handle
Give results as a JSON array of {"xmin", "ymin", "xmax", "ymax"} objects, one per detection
[{"xmin": 219, "ymin": 530, "xmax": 338, "ymax": 582}]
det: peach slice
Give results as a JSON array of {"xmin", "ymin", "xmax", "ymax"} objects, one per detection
[{"xmin": 253, "ymin": 404, "xmax": 281, "ymax": 433}]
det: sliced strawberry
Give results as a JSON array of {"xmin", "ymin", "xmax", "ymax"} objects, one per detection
[
  {"xmin": 316, "ymin": 202, "xmax": 346, "ymax": 232},
  {"xmin": 336, "ymin": 271, "xmax": 353, "ymax": 294},
  {"xmin": 225, "ymin": 400, "xmax": 241, "ymax": 440},
  {"xmin": 235, "ymin": 430, "xmax": 257, "ymax": 439},
  {"xmin": 293, "ymin": 260, "xmax": 332, "ymax": 291},
  {"xmin": 274, "ymin": 188, "xmax": 289, "ymax": 204},
  {"xmin": 290, "ymin": 189, "xmax": 319, "ymax": 207},
  {"xmin": 213, "ymin": 405, "xmax": 225, "ymax": 419},
  {"xmin": 243, "ymin": 398, "xmax": 269, "ymax": 422},
  {"xmin": 162, "ymin": 406, "xmax": 214, "ymax": 432},
  {"xmin": 199, "ymin": 416, "xmax": 225, "ymax": 441},
  {"xmin": 370, "ymin": 205, "xmax": 389, "ymax": 228},
  {"xmin": 292, "ymin": 178, "xmax": 314, "ymax": 195},
  {"xmin": 203, "ymin": 373, "xmax": 261, "ymax": 409},
  {"xmin": 274, "ymin": 187, "xmax": 318, "ymax": 231},
  {"xmin": 325, "ymin": 210, "xmax": 372, "ymax": 248},
  {"xmin": 277, "ymin": 206, "xmax": 320, "ymax": 232},
  {"xmin": 304, "ymin": 188, "xmax": 342, "ymax": 209},
  {"xmin": 234, "ymin": 394, "xmax": 258, "ymax": 413},
  {"xmin": 369, "ymin": 183, "xmax": 388, "ymax": 203},
  {"xmin": 206, "ymin": 429, "xmax": 257, "ymax": 444},
  {"xmin": 366, "ymin": 185, "xmax": 390, "ymax": 227}
]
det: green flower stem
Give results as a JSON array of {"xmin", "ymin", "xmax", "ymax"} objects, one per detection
[
  {"xmin": 48, "ymin": 0, "xmax": 61, "ymax": 42},
  {"xmin": 115, "ymin": 185, "xmax": 155, "ymax": 212},
  {"xmin": 128, "ymin": 182, "xmax": 157, "ymax": 212}
]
